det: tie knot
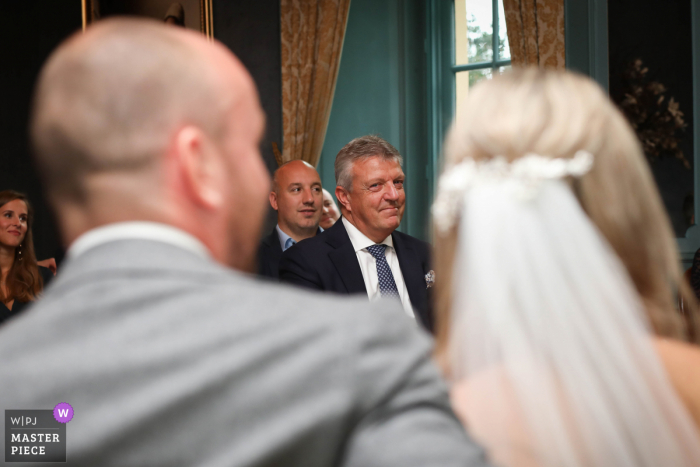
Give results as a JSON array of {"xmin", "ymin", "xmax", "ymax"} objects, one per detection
[
  {"xmin": 284, "ymin": 237, "xmax": 296, "ymax": 251},
  {"xmin": 367, "ymin": 244, "xmax": 387, "ymax": 260}
]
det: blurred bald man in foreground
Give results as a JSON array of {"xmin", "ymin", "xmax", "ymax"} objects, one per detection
[
  {"xmin": 0, "ymin": 19, "xmax": 490, "ymax": 467},
  {"xmin": 258, "ymin": 160, "xmax": 323, "ymax": 279}
]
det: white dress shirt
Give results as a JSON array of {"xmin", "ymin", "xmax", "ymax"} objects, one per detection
[
  {"xmin": 67, "ymin": 222, "xmax": 211, "ymax": 260},
  {"xmin": 341, "ymin": 217, "xmax": 414, "ymax": 318}
]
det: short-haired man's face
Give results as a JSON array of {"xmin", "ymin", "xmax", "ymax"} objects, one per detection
[
  {"xmin": 216, "ymin": 65, "xmax": 270, "ymax": 270},
  {"xmin": 271, "ymin": 161, "xmax": 323, "ymax": 237},
  {"xmin": 342, "ymin": 156, "xmax": 405, "ymax": 242},
  {"xmin": 320, "ymin": 189, "xmax": 340, "ymax": 230}
]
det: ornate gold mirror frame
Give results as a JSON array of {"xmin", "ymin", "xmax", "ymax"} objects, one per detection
[{"xmin": 81, "ymin": 0, "xmax": 214, "ymax": 39}]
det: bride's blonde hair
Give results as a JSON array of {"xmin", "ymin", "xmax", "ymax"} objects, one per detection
[{"xmin": 434, "ymin": 68, "xmax": 699, "ymax": 371}]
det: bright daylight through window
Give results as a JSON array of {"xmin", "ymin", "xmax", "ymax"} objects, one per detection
[{"xmin": 454, "ymin": 0, "xmax": 512, "ymax": 121}]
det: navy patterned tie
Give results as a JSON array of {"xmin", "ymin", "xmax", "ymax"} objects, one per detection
[{"xmin": 367, "ymin": 244, "xmax": 400, "ymax": 298}]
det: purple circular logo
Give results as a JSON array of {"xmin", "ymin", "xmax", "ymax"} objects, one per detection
[{"xmin": 53, "ymin": 403, "xmax": 73, "ymax": 423}]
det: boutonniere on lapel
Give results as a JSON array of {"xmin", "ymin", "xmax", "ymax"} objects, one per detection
[{"xmin": 425, "ymin": 270, "xmax": 435, "ymax": 289}]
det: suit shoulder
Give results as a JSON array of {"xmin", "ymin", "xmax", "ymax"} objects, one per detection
[
  {"xmin": 394, "ymin": 229, "xmax": 427, "ymax": 244},
  {"xmin": 259, "ymin": 229, "xmax": 280, "ymax": 249},
  {"xmin": 257, "ymin": 240, "xmax": 272, "ymax": 258},
  {"xmin": 218, "ymin": 274, "xmax": 419, "ymax": 346},
  {"xmin": 394, "ymin": 230, "xmax": 430, "ymax": 253},
  {"xmin": 257, "ymin": 231, "xmax": 279, "ymax": 259},
  {"xmin": 284, "ymin": 231, "xmax": 330, "ymax": 256}
]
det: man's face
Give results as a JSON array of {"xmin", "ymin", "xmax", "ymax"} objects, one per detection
[
  {"xmin": 217, "ymin": 75, "xmax": 270, "ymax": 270},
  {"xmin": 342, "ymin": 156, "xmax": 405, "ymax": 242},
  {"xmin": 271, "ymin": 161, "xmax": 323, "ymax": 236},
  {"xmin": 320, "ymin": 189, "xmax": 340, "ymax": 229}
]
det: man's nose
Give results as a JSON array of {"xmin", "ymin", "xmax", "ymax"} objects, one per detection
[
  {"xmin": 385, "ymin": 183, "xmax": 399, "ymax": 201},
  {"xmin": 302, "ymin": 188, "xmax": 315, "ymax": 205}
]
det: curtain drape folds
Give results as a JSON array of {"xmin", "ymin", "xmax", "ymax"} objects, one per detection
[
  {"xmin": 503, "ymin": 0, "xmax": 565, "ymax": 68},
  {"xmin": 280, "ymin": 0, "xmax": 351, "ymax": 167}
]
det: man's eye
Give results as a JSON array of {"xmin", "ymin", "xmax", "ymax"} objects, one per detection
[{"xmin": 395, "ymin": 181, "xmax": 404, "ymax": 188}]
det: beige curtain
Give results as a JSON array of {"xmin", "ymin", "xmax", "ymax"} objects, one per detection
[
  {"xmin": 503, "ymin": 0, "xmax": 565, "ymax": 68},
  {"xmin": 280, "ymin": 0, "xmax": 351, "ymax": 167}
]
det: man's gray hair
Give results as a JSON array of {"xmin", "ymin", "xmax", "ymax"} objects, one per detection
[{"xmin": 334, "ymin": 135, "xmax": 403, "ymax": 191}]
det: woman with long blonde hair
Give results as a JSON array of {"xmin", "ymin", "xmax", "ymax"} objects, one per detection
[{"xmin": 433, "ymin": 68, "xmax": 700, "ymax": 466}]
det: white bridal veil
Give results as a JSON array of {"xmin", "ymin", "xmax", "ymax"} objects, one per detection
[{"xmin": 433, "ymin": 152, "xmax": 700, "ymax": 467}]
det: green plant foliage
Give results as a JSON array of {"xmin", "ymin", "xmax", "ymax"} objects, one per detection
[{"xmin": 466, "ymin": 14, "xmax": 506, "ymax": 86}]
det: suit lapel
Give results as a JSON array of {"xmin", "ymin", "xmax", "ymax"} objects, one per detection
[
  {"xmin": 326, "ymin": 220, "xmax": 367, "ymax": 294},
  {"xmin": 392, "ymin": 232, "xmax": 425, "ymax": 308},
  {"xmin": 263, "ymin": 228, "xmax": 283, "ymax": 263}
]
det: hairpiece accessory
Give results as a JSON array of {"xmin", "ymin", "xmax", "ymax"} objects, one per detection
[{"xmin": 432, "ymin": 150, "xmax": 594, "ymax": 234}]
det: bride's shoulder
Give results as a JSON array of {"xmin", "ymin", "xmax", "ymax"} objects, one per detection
[
  {"xmin": 654, "ymin": 337, "xmax": 700, "ymax": 370},
  {"xmin": 653, "ymin": 338, "xmax": 700, "ymax": 426}
]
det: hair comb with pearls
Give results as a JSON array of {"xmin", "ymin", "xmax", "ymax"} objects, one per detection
[{"xmin": 431, "ymin": 150, "xmax": 594, "ymax": 234}]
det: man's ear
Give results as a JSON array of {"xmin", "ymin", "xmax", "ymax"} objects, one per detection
[
  {"xmin": 269, "ymin": 191, "xmax": 279, "ymax": 211},
  {"xmin": 175, "ymin": 126, "xmax": 225, "ymax": 210},
  {"xmin": 335, "ymin": 186, "xmax": 351, "ymax": 213}
]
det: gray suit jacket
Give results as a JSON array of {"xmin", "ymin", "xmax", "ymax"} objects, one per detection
[{"xmin": 0, "ymin": 240, "xmax": 490, "ymax": 467}]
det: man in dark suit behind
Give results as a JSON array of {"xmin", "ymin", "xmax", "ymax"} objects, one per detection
[
  {"xmin": 258, "ymin": 160, "xmax": 323, "ymax": 279},
  {"xmin": 280, "ymin": 136, "xmax": 434, "ymax": 332}
]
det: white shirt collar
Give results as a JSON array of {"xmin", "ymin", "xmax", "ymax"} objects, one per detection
[
  {"xmin": 341, "ymin": 217, "xmax": 393, "ymax": 253},
  {"xmin": 67, "ymin": 221, "xmax": 211, "ymax": 260},
  {"xmin": 276, "ymin": 224, "xmax": 324, "ymax": 251}
]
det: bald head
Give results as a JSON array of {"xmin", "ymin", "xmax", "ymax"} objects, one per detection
[
  {"xmin": 30, "ymin": 18, "xmax": 270, "ymax": 271},
  {"xmin": 270, "ymin": 160, "xmax": 323, "ymax": 242},
  {"xmin": 272, "ymin": 160, "xmax": 317, "ymax": 192},
  {"xmin": 31, "ymin": 18, "xmax": 252, "ymax": 201}
]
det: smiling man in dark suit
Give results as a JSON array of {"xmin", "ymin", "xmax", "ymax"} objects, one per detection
[
  {"xmin": 279, "ymin": 135, "xmax": 433, "ymax": 332},
  {"xmin": 257, "ymin": 160, "xmax": 323, "ymax": 279}
]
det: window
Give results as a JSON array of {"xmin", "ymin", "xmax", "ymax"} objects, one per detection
[
  {"xmin": 424, "ymin": 0, "xmax": 512, "ymax": 197},
  {"xmin": 453, "ymin": 0, "xmax": 511, "ymax": 121}
]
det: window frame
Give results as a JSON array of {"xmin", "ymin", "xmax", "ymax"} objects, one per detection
[
  {"xmin": 675, "ymin": 0, "xmax": 700, "ymax": 266},
  {"xmin": 452, "ymin": 0, "xmax": 512, "ymax": 75},
  {"xmin": 425, "ymin": 0, "xmax": 511, "ymax": 200}
]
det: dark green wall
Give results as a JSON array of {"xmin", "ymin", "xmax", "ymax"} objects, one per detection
[
  {"xmin": 318, "ymin": 0, "xmax": 431, "ymax": 240},
  {"xmin": 564, "ymin": 0, "xmax": 608, "ymax": 90}
]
